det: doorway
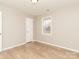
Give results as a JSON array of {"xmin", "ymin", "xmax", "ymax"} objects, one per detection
[{"xmin": 0, "ymin": 11, "xmax": 2, "ymax": 52}]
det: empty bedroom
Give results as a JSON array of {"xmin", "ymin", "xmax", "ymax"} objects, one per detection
[{"xmin": 0, "ymin": 0, "xmax": 79, "ymax": 59}]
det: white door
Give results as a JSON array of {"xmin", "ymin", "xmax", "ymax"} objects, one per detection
[
  {"xmin": 0, "ymin": 11, "xmax": 2, "ymax": 52},
  {"xmin": 25, "ymin": 18, "xmax": 33, "ymax": 42}
]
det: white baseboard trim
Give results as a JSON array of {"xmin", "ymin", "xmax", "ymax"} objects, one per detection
[
  {"xmin": 3, "ymin": 42, "xmax": 26, "ymax": 51},
  {"xmin": 2, "ymin": 40, "xmax": 79, "ymax": 53},
  {"xmin": 34, "ymin": 40, "xmax": 79, "ymax": 53},
  {"xmin": 2, "ymin": 40, "xmax": 33, "ymax": 52}
]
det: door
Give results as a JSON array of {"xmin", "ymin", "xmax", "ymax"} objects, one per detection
[
  {"xmin": 0, "ymin": 11, "xmax": 2, "ymax": 52},
  {"xmin": 25, "ymin": 18, "xmax": 33, "ymax": 42}
]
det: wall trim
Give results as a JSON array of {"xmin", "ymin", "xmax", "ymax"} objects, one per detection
[
  {"xmin": 2, "ymin": 42, "xmax": 26, "ymax": 51},
  {"xmin": 2, "ymin": 40, "xmax": 79, "ymax": 53},
  {"xmin": 2, "ymin": 40, "xmax": 33, "ymax": 52},
  {"xmin": 34, "ymin": 40, "xmax": 79, "ymax": 53}
]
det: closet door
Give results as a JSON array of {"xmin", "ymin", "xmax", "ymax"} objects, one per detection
[{"xmin": 25, "ymin": 18, "xmax": 33, "ymax": 42}]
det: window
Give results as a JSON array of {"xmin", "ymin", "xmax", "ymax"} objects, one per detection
[{"xmin": 42, "ymin": 16, "xmax": 52, "ymax": 35}]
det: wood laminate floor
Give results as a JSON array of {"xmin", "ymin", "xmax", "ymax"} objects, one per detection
[{"xmin": 0, "ymin": 41, "xmax": 79, "ymax": 59}]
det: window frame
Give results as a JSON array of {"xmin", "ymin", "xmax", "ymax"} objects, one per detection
[{"xmin": 41, "ymin": 16, "xmax": 53, "ymax": 36}]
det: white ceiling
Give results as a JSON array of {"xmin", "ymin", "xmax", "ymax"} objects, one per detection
[{"xmin": 0, "ymin": 0, "xmax": 79, "ymax": 16}]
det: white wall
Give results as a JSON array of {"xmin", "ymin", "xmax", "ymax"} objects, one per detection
[
  {"xmin": 35, "ymin": 5, "xmax": 79, "ymax": 51},
  {"xmin": 53, "ymin": 6, "xmax": 79, "ymax": 51},
  {"xmin": 0, "ymin": 4, "xmax": 27, "ymax": 50},
  {"xmin": 34, "ymin": 17, "xmax": 53, "ymax": 43}
]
